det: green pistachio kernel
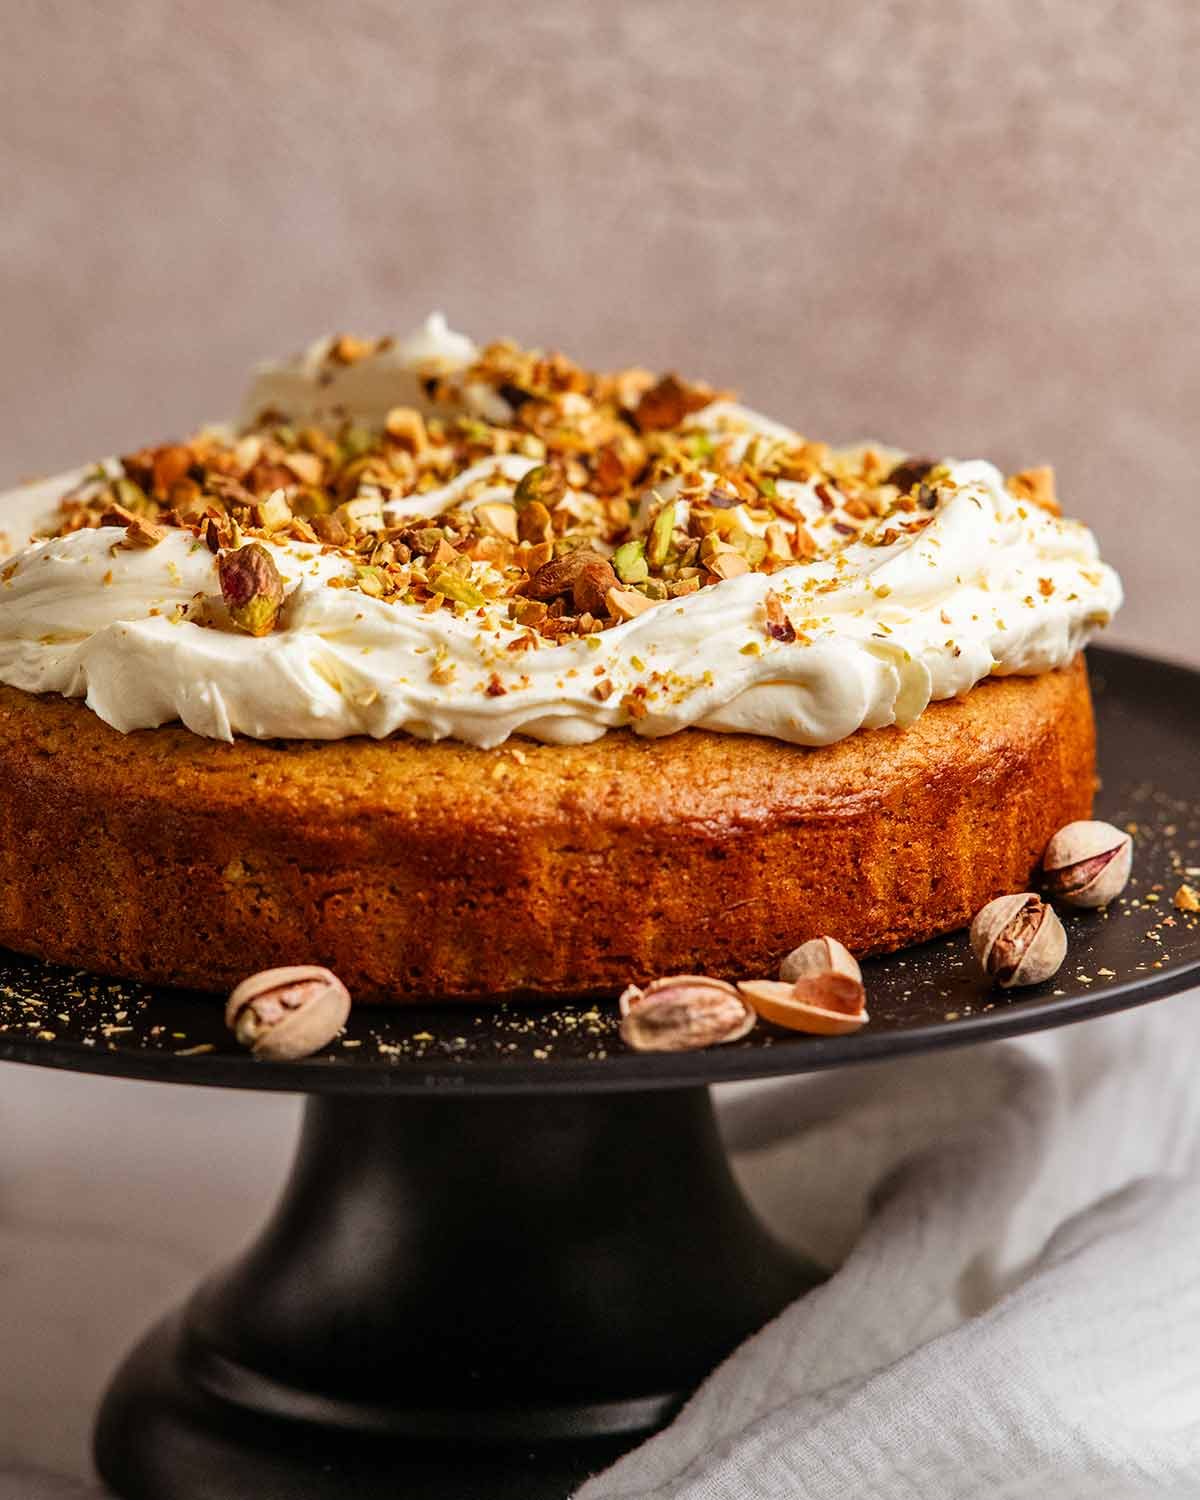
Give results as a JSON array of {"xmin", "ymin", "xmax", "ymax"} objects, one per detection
[
  {"xmin": 114, "ymin": 477, "xmax": 150, "ymax": 513},
  {"xmin": 429, "ymin": 570, "xmax": 485, "ymax": 608},
  {"xmin": 647, "ymin": 500, "xmax": 677, "ymax": 569},
  {"xmin": 354, "ymin": 565, "xmax": 386, "ymax": 597},
  {"xmin": 340, "ymin": 426, "xmax": 373, "ymax": 461},
  {"xmin": 218, "ymin": 542, "xmax": 285, "ymax": 637},
  {"xmin": 457, "ymin": 417, "xmax": 492, "ymax": 445},
  {"xmin": 612, "ymin": 538, "xmax": 649, "ymax": 584},
  {"xmin": 514, "ymin": 463, "xmax": 567, "ymax": 510}
]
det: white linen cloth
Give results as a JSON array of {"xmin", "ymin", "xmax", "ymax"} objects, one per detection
[
  {"xmin": 0, "ymin": 991, "xmax": 1198, "ymax": 1498},
  {"xmin": 580, "ymin": 991, "xmax": 1200, "ymax": 1499}
]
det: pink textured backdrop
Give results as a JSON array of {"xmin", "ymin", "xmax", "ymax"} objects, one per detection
[{"xmin": 2, "ymin": 0, "xmax": 1197, "ymax": 658}]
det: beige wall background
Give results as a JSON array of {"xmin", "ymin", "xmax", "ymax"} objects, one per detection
[{"xmin": 2, "ymin": 0, "xmax": 1197, "ymax": 660}]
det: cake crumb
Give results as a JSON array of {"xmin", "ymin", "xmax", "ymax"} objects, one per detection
[{"xmin": 1174, "ymin": 883, "xmax": 1200, "ymax": 913}]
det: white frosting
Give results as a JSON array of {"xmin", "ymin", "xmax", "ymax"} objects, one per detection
[
  {"xmin": 0, "ymin": 313, "xmax": 1122, "ymax": 747},
  {"xmin": 0, "ymin": 452, "xmax": 1122, "ymax": 749},
  {"xmin": 237, "ymin": 311, "xmax": 477, "ymax": 431}
]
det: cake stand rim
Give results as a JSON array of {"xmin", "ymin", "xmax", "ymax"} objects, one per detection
[{"xmin": 0, "ymin": 642, "xmax": 1194, "ymax": 1096}]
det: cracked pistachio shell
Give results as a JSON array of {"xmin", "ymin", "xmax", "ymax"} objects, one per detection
[
  {"xmin": 226, "ymin": 965, "xmax": 351, "ymax": 1060},
  {"xmin": 779, "ymin": 935, "xmax": 862, "ymax": 987},
  {"xmin": 970, "ymin": 894, "xmax": 1067, "ymax": 989},
  {"xmin": 1042, "ymin": 820, "xmax": 1133, "ymax": 908},
  {"xmin": 618, "ymin": 975, "xmax": 756, "ymax": 1051},
  {"xmin": 738, "ymin": 978, "xmax": 868, "ymax": 1035}
]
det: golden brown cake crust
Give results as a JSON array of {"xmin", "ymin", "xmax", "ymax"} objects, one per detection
[{"xmin": 0, "ymin": 660, "xmax": 1096, "ymax": 1002}]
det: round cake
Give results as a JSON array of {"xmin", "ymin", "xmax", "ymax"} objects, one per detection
[
  {"xmin": 0, "ymin": 664, "xmax": 1093, "ymax": 1001},
  {"xmin": 0, "ymin": 316, "xmax": 1122, "ymax": 1003}
]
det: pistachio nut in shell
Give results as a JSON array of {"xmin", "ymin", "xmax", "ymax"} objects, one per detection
[
  {"xmin": 1042, "ymin": 820, "xmax": 1133, "ymax": 908},
  {"xmin": 619, "ymin": 975, "xmax": 755, "ymax": 1052},
  {"xmin": 218, "ymin": 541, "xmax": 285, "ymax": 637},
  {"xmin": 738, "ymin": 978, "xmax": 868, "ymax": 1036},
  {"xmin": 970, "ymin": 894, "xmax": 1067, "ymax": 989},
  {"xmin": 226, "ymin": 965, "xmax": 351, "ymax": 1060},
  {"xmin": 779, "ymin": 935, "xmax": 862, "ymax": 988}
]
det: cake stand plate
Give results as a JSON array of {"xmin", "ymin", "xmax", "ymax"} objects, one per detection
[{"xmin": 0, "ymin": 646, "xmax": 1195, "ymax": 1499}]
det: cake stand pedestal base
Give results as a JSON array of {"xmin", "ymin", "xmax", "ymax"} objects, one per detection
[{"xmin": 94, "ymin": 1088, "xmax": 819, "ymax": 1499}]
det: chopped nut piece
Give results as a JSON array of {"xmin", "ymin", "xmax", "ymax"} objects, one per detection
[
  {"xmin": 572, "ymin": 556, "xmax": 618, "ymax": 616},
  {"xmin": 633, "ymin": 373, "xmax": 713, "ymax": 431},
  {"xmin": 334, "ymin": 496, "xmax": 385, "ymax": 536},
  {"xmin": 328, "ymin": 334, "xmax": 375, "ymax": 365},
  {"xmin": 218, "ymin": 542, "xmax": 285, "ymax": 636},
  {"xmin": 763, "ymin": 522, "xmax": 792, "ymax": 562},
  {"xmin": 512, "ymin": 596, "xmax": 548, "ymax": 627},
  {"xmin": 646, "ymin": 499, "xmax": 676, "ymax": 569},
  {"xmin": 1174, "ymin": 884, "xmax": 1200, "ymax": 913},
  {"xmin": 886, "ymin": 457, "xmax": 936, "ymax": 493},
  {"xmin": 517, "ymin": 499, "xmax": 553, "ymax": 543},
  {"xmin": 526, "ymin": 548, "xmax": 609, "ymax": 603},
  {"xmin": 429, "ymin": 570, "xmax": 485, "ymax": 608},
  {"xmin": 312, "ymin": 514, "xmax": 350, "ymax": 547},
  {"xmin": 606, "ymin": 585, "xmax": 656, "ymax": 621},
  {"xmin": 248, "ymin": 459, "xmax": 297, "ymax": 497},
  {"xmin": 384, "ymin": 406, "xmax": 428, "ymax": 453},
  {"xmin": 119, "ymin": 516, "xmax": 168, "ymax": 550},
  {"xmin": 612, "ymin": 537, "xmax": 649, "ymax": 584},
  {"xmin": 473, "ymin": 501, "xmax": 520, "ymax": 542},
  {"xmin": 763, "ymin": 589, "xmax": 796, "ymax": 641},
  {"xmin": 354, "ymin": 565, "xmax": 385, "ymax": 597},
  {"xmin": 403, "ymin": 526, "xmax": 447, "ymax": 557},
  {"xmin": 255, "ymin": 491, "xmax": 293, "ymax": 531},
  {"xmin": 709, "ymin": 552, "xmax": 750, "ymax": 581},
  {"xmin": 591, "ymin": 443, "xmax": 627, "ymax": 494},
  {"xmin": 513, "ymin": 463, "xmax": 567, "ymax": 510},
  {"xmin": 1007, "ymin": 465, "xmax": 1060, "ymax": 515},
  {"xmin": 151, "ymin": 445, "xmax": 193, "ymax": 498},
  {"xmin": 792, "ymin": 523, "xmax": 817, "ymax": 560},
  {"xmin": 281, "ymin": 449, "xmax": 324, "ymax": 486},
  {"xmin": 99, "ymin": 501, "xmax": 139, "ymax": 531}
]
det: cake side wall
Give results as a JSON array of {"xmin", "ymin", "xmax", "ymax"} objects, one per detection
[{"xmin": 0, "ymin": 664, "xmax": 1095, "ymax": 1001}]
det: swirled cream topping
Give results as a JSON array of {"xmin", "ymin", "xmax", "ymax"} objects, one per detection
[{"xmin": 0, "ymin": 316, "xmax": 1121, "ymax": 748}]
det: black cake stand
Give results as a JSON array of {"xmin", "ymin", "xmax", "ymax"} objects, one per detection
[{"xmin": 0, "ymin": 646, "xmax": 1197, "ymax": 1499}]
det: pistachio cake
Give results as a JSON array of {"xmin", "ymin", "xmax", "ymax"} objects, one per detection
[{"xmin": 0, "ymin": 316, "xmax": 1121, "ymax": 1000}]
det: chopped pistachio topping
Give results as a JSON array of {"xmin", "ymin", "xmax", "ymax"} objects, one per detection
[
  {"xmin": 43, "ymin": 331, "xmax": 1059, "ymax": 647},
  {"xmin": 429, "ymin": 570, "xmax": 485, "ymax": 608},
  {"xmin": 613, "ymin": 538, "xmax": 649, "ymax": 584}
]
